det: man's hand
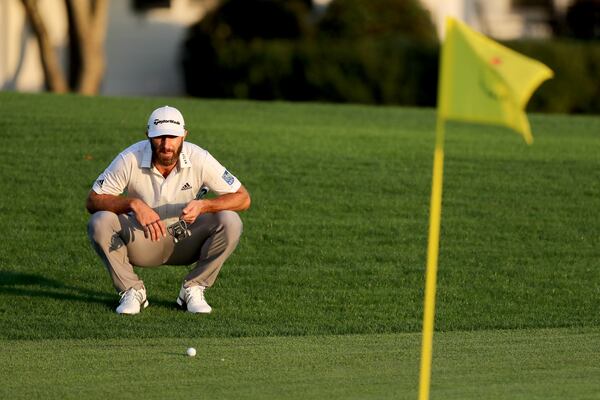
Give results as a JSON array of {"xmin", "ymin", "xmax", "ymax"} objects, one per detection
[
  {"xmin": 131, "ymin": 199, "xmax": 166, "ymax": 241},
  {"xmin": 181, "ymin": 200, "xmax": 206, "ymax": 225},
  {"xmin": 180, "ymin": 186, "xmax": 251, "ymax": 225}
]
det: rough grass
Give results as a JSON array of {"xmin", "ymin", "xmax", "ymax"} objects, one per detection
[{"xmin": 0, "ymin": 92, "xmax": 598, "ymax": 340}]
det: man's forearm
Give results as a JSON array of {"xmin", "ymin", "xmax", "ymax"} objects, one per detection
[
  {"xmin": 86, "ymin": 192, "xmax": 141, "ymax": 215},
  {"xmin": 202, "ymin": 193, "xmax": 249, "ymax": 213},
  {"xmin": 199, "ymin": 186, "xmax": 251, "ymax": 214}
]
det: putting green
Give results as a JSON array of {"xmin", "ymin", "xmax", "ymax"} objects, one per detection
[{"xmin": 1, "ymin": 328, "xmax": 598, "ymax": 399}]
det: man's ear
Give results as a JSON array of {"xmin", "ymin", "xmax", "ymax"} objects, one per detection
[
  {"xmin": 184, "ymin": 130, "xmax": 188, "ymax": 140},
  {"xmin": 145, "ymin": 130, "xmax": 149, "ymax": 138}
]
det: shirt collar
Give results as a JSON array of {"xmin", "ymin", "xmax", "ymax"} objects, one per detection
[
  {"xmin": 141, "ymin": 140, "xmax": 191, "ymax": 169},
  {"xmin": 141, "ymin": 141, "xmax": 153, "ymax": 168}
]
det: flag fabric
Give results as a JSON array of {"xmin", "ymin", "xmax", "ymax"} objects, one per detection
[{"xmin": 438, "ymin": 17, "xmax": 554, "ymax": 144}]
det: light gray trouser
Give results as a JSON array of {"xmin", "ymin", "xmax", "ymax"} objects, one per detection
[{"xmin": 87, "ymin": 211, "xmax": 243, "ymax": 293}]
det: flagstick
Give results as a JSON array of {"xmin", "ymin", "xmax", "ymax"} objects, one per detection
[{"xmin": 418, "ymin": 116, "xmax": 446, "ymax": 400}]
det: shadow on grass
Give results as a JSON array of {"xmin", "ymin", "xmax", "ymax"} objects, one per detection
[
  {"xmin": 0, "ymin": 270, "xmax": 115, "ymax": 310},
  {"xmin": 0, "ymin": 271, "xmax": 187, "ymax": 312}
]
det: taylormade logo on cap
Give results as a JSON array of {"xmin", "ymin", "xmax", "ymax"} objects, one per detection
[
  {"xmin": 153, "ymin": 118, "xmax": 181, "ymax": 126},
  {"xmin": 147, "ymin": 106, "xmax": 185, "ymax": 137}
]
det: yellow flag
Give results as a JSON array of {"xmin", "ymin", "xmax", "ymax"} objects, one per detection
[{"xmin": 438, "ymin": 18, "xmax": 553, "ymax": 144}]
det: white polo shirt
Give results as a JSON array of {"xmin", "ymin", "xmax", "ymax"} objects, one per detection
[{"xmin": 92, "ymin": 140, "xmax": 242, "ymax": 225}]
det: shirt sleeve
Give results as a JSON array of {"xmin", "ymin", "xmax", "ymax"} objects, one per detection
[
  {"xmin": 91, "ymin": 154, "xmax": 130, "ymax": 195},
  {"xmin": 201, "ymin": 152, "xmax": 242, "ymax": 195}
]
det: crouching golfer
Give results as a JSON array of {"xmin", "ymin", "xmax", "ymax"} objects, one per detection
[{"xmin": 86, "ymin": 106, "xmax": 250, "ymax": 315}]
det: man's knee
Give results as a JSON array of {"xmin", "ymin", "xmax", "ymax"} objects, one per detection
[
  {"xmin": 87, "ymin": 211, "xmax": 119, "ymax": 242},
  {"xmin": 215, "ymin": 211, "xmax": 243, "ymax": 242}
]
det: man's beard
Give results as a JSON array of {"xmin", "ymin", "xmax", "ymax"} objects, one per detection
[{"xmin": 150, "ymin": 140, "xmax": 183, "ymax": 167}]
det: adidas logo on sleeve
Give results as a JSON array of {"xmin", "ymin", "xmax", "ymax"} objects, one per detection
[{"xmin": 181, "ymin": 182, "xmax": 192, "ymax": 191}]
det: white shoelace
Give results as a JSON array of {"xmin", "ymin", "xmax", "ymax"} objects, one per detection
[
  {"xmin": 120, "ymin": 288, "xmax": 144, "ymax": 304},
  {"xmin": 185, "ymin": 286, "xmax": 205, "ymax": 303}
]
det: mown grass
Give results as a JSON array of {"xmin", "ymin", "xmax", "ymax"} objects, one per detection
[{"xmin": 0, "ymin": 92, "xmax": 598, "ymax": 342}]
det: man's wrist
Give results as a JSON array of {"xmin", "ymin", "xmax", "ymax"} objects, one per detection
[
  {"xmin": 199, "ymin": 199, "xmax": 216, "ymax": 214},
  {"xmin": 129, "ymin": 198, "xmax": 143, "ymax": 213}
]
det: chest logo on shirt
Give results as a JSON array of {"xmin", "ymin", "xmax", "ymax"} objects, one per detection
[
  {"xmin": 222, "ymin": 170, "xmax": 235, "ymax": 186},
  {"xmin": 181, "ymin": 182, "xmax": 192, "ymax": 191}
]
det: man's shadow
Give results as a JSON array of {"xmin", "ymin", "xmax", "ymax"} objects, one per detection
[
  {"xmin": 0, "ymin": 271, "xmax": 180, "ymax": 311},
  {"xmin": 0, "ymin": 270, "xmax": 116, "ymax": 310}
]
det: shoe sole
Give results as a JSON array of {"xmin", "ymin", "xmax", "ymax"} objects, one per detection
[
  {"xmin": 176, "ymin": 296, "xmax": 185, "ymax": 309},
  {"xmin": 176, "ymin": 296, "xmax": 211, "ymax": 314}
]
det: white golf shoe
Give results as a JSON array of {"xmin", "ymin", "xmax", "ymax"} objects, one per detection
[
  {"xmin": 116, "ymin": 287, "xmax": 149, "ymax": 315},
  {"xmin": 177, "ymin": 285, "xmax": 212, "ymax": 314}
]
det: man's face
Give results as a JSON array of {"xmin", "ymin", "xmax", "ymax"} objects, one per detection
[{"xmin": 149, "ymin": 134, "xmax": 185, "ymax": 167}]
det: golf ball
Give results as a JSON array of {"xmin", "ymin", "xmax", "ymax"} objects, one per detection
[{"xmin": 186, "ymin": 347, "xmax": 196, "ymax": 357}]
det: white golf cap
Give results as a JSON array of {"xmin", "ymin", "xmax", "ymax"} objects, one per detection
[{"xmin": 147, "ymin": 106, "xmax": 185, "ymax": 137}]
